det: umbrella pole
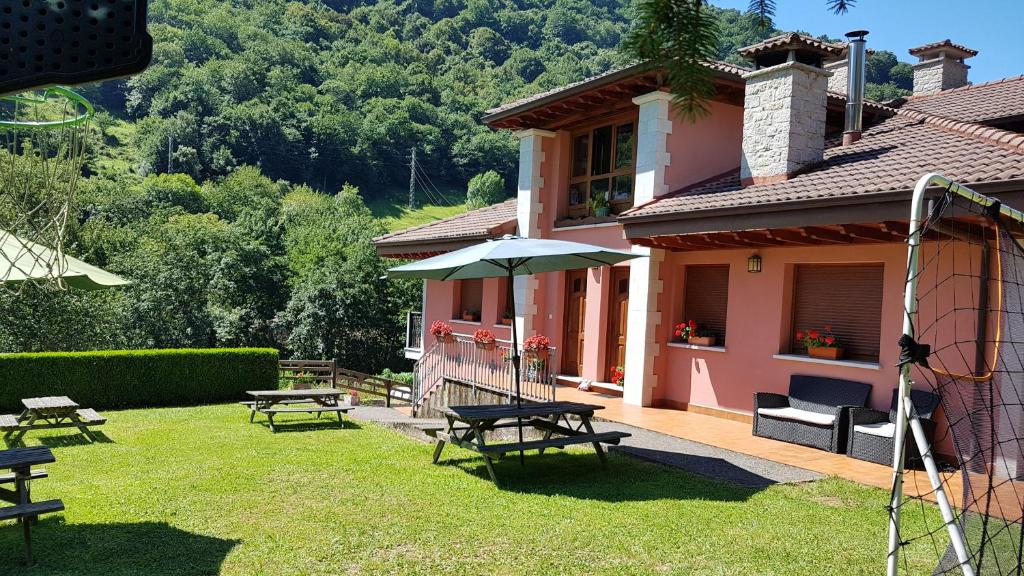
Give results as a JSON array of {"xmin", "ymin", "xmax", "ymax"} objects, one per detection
[{"xmin": 507, "ymin": 266, "xmax": 525, "ymax": 466}]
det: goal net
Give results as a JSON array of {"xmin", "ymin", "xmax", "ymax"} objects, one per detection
[
  {"xmin": 0, "ymin": 87, "xmax": 93, "ymax": 291},
  {"xmin": 890, "ymin": 175, "xmax": 1024, "ymax": 575}
]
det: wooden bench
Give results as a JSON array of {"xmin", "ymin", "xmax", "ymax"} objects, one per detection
[
  {"xmin": 473, "ymin": 431, "xmax": 630, "ymax": 458},
  {"xmin": 238, "ymin": 399, "xmax": 310, "ymax": 408},
  {"xmin": 0, "ymin": 499, "xmax": 64, "ymax": 522},
  {"xmin": 74, "ymin": 408, "xmax": 106, "ymax": 425},
  {"xmin": 0, "ymin": 414, "xmax": 19, "ymax": 432},
  {"xmin": 260, "ymin": 405, "xmax": 352, "ymax": 432},
  {"xmin": 0, "ymin": 469, "xmax": 46, "ymax": 484}
]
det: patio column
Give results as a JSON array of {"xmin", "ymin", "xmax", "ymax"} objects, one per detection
[
  {"xmin": 514, "ymin": 128, "xmax": 555, "ymax": 338},
  {"xmin": 623, "ymin": 91, "xmax": 672, "ymax": 406}
]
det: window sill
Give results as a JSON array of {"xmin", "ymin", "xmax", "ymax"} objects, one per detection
[
  {"xmin": 771, "ymin": 354, "xmax": 881, "ymax": 370},
  {"xmin": 450, "ymin": 319, "xmax": 481, "ymax": 326},
  {"xmin": 553, "ymin": 216, "xmax": 619, "ymax": 229},
  {"xmin": 666, "ymin": 342, "xmax": 727, "ymax": 353},
  {"xmin": 492, "ymin": 323, "xmax": 513, "ymax": 329}
]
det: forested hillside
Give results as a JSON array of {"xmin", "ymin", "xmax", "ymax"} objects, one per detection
[{"xmin": 1, "ymin": 0, "xmax": 914, "ymax": 374}]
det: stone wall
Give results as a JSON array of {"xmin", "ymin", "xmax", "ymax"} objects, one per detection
[
  {"xmin": 740, "ymin": 61, "xmax": 829, "ymax": 184},
  {"xmin": 825, "ymin": 60, "xmax": 848, "ymax": 94},
  {"xmin": 912, "ymin": 57, "xmax": 969, "ymax": 95}
]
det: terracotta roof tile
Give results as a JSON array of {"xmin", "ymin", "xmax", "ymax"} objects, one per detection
[
  {"xmin": 898, "ymin": 76, "xmax": 1024, "ymax": 124},
  {"xmin": 737, "ymin": 33, "xmax": 844, "ymax": 59},
  {"xmin": 908, "ymin": 39, "xmax": 978, "ymax": 58},
  {"xmin": 621, "ymin": 111, "xmax": 1024, "ymax": 221},
  {"xmin": 373, "ymin": 199, "xmax": 517, "ymax": 247}
]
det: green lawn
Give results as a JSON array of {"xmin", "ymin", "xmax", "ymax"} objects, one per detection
[
  {"xmin": 0, "ymin": 404, "xmax": 945, "ymax": 575},
  {"xmin": 363, "ymin": 185, "xmax": 468, "ymax": 232}
]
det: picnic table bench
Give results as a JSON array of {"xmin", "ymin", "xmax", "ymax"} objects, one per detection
[
  {"xmin": 0, "ymin": 446, "xmax": 63, "ymax": 565},
  {"xmin": 245, "ymin": 389, "xmax": 353, "ymax": 432},
  {"xmin": 429, "ymin": 401, "xmax": 631, "ymax": 483},
  {"xmin": 1, "ymin": 396, "xmax": 106, "ymax": 444}
]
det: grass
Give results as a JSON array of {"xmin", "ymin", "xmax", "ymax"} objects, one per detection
[
  {"xmin": 363, "ymin": 184, "xmax": 468, "ymax": 232},
  {"xmin": 0, "ymin": 403, "xmax": 947, "ymax": 575}
]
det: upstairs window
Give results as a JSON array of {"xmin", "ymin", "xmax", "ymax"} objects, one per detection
[
  {"xmin": 454, "ymin": 279, "xmax": 483, "ymax": 322},
  {"xmin": 682, "ymin": 265, "xmax": 730, "ymax": 344},
  {"xmin": 568, "ymin": 121, "xmax": 636, "ymax": 218},
  {"xmin": 791, "ymin": 264, "xmax": 884, "ymax": 362}
]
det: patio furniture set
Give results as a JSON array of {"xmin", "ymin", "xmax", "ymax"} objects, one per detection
[
  {"xmin": 753, "ymin": 374, "xmax": 941, "ymax": 466},
  {"xmin": 241, "ymin": 388, "xmax": 353, "ymax": 432},
  {"xmin": 0, "ymin": 396, "xmax": 104, "ymax": 565}
]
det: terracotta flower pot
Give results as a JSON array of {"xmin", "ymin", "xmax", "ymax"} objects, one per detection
[
  {"xmin": 462, "ymin": 313, "xmax": 478, "ymax": 322},
  {"xmin": 687, "ymin": 336, "xmax": 716, "ymax": 347},
  {"xmin": 525, "ymin": 349, "xmax": 549, "ymax": 363},
  {"xmin": 808, "ymin": 346, "xmax": 843, "ymax": 360},
  {"xmin": 434, "ymin": 334, "xmax": 453, "ymax": 344},
  {"xmin": 500, "ymin": 317, "xmax": 512, "ymax": 326},
  {"xmin": 475, "ymin": 341, "xmax": 495, "ymax": 351}
]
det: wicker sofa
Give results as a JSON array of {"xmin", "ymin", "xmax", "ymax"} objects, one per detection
[
  {"xmin": 846, "ymin": 388, "xmax": 941, "ymax": 466},
  {"xmin": 753, "ymin": 375, "xmax": 873, "ymax": 453}
]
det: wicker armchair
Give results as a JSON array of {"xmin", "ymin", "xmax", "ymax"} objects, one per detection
[
  {"xmin": 846, "ymin": 389, "xmax": 941, "ymax": 467},
  {"xmin": 753, "ymin": 375, "xmax": 873, "ymax": 453}
]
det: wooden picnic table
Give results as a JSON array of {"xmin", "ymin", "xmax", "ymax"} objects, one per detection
[
  {"xmin": 244, "ymin": 389, "xmax": 353, "ymax": 432},
  {"xmin": 1, "ymin": 396, "xmax": 106, "ymax": 444},
  {"xmin": 0, "ymin": 446, "xmax": 64, "ymax": 565},
  {"xmin": 426, "ymin": 401, "xmax": 631, "ymax": 483}
]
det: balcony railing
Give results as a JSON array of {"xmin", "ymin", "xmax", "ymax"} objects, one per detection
[{"xmin": 412, "ymin": 332, "xmax": 557, "ymax": 413}]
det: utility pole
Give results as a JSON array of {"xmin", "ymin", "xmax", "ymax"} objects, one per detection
[
  {"xmin": 167, "ymin": 134, "xmax": 174, "ymax": 174},
  {"xmin": 408, "ymin": 147, "xmax": 417, "ymax": 209}
]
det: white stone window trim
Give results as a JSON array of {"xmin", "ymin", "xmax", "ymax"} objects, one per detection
[
  {"xmin": 666, "ymin": 342, "xmax": 727, "ymax": 353},
  {"xmin": 771, "ymin": 353, "xmax": 880, "ymax": 371}
]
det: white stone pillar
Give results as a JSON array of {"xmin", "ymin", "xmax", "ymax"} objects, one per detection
[
  {"xmin": 623, "ymin": 247, "xmax": 665, "ymax": 406},
  {"xmin": 632, "ymin": 91, "xmax": 673, "ymax": 205},
  {"xmin": 513, "ymin": 128, "xmax": 555, "ymax": 338},
  {"xmin": 622, "ymin": 91, "xmax": 672, "ymax": 406}
]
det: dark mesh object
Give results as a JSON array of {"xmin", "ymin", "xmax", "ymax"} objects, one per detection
[
  {"xmin": 892, "ymin": 190, "xmax": 1024, "ymax": 575},
  {"xmin": 0, "ymin": 0, "xmax": 152, "ymax": 96}
]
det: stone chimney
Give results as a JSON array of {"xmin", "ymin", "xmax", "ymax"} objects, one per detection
[
  {"xmin": 909, "ymin": 40, "xmax": 978, "ymax": 96},
  {"xmin": 738, "ymin": 33, "xmax": 842, "ymax": 185}
]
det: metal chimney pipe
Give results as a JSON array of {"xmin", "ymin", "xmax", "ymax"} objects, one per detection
[{"xmin": 843, "ymin": 30, "xmax": 868, "ymax": 146}]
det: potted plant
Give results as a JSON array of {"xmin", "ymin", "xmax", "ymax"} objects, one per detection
[
  {"xmin": 587, "ymin": 192, "xmax": 610, "ymax": 217},
  {"xmin": 461, "ymin": 308, "xmax": 480, "ymax": 322},
  {"xmin": 609, "ymin": 365, "xmax": 624, "ymax": 387},
  {"xmin": 674, "ymin": 320, "xmax": 717, "ymax": 347},
  {"xmin": 795, "ymin": 325, "xmax": 843, "ymax": 360},
  {"xmin": 473, "ymin": 329, "xmax": 496, "ymax": 350},
  {"xmin": 429, "ymin": 320, "xmax": 454, "ymax": 344},
  {"xmin": 500, "ymin": 309, "xmax": 514, "ymax": 326},
  {"xmin": 523, "ymin": 334, "xmax": 551, "ymax": 363}
]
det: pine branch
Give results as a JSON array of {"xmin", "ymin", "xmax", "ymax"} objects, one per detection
[
  {"xmin": 746, "ymin": 0, "xmax": 776, "ymax": 27},
  {"xmin": 826, "ymin": 0, "xmax": 856, "ymax": 14}
]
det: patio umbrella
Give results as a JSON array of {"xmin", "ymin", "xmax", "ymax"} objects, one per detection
[
  {"xmin": 388, "ymin": 234, "xmax": 642, "ymax": 462},
  {"xmin": 0, "ymin": 231, "xmax": 129, "ymax": 290}
]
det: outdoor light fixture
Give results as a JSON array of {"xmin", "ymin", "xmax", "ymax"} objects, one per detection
[{"xmin": 747, "ymin": 254, "xmax": 762, "ymax": 273}]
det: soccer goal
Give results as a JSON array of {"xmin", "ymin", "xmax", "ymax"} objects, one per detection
[{"xmin": 889, "ymin": 173, "xmax": 1024, "ymax": 575}]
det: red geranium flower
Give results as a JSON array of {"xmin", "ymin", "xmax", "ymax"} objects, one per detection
[
  {"xmin": 795, "ymin": 331, "xmax": 805, "ymax": 340},
  {"xmin": 688, "ymin": 319, "xmax": 698, "ymax": 329},
  {"xmin": 674, "ymin": 330, "xmax": 682, "ymax": 337},
  {"xmin": 808, "ymin": 330, "xmax": 820, "ymax": 340},
  {"xmin": 824, "ymin": 324, "xmax": 832, "ymax": 332},
  {"xmin": 824, "ymin": 336, "xmax": 835, "ymax": 345}
]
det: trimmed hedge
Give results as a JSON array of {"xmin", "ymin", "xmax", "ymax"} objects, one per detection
[{"xmin": 0, "ymin": 348, "xmax": 279, "ymax": 412}]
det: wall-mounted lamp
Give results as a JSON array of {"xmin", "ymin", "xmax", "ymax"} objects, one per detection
[{"xmin": 747, "ymin": 254, "xmax": 762, "ymax": 273}]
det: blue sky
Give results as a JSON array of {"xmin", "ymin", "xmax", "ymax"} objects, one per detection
[{"xmin": 712, "ymin": 0, "xmax": 1021, "ymax": 83}]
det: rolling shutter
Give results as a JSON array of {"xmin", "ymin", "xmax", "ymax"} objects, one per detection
[
  {"xmin": 683, "ymin": 265, "xmax": 730, "ymax": 342},
  {"xmin": 792, "ymin": 264, "xmax": 884, "ymax": 361}
]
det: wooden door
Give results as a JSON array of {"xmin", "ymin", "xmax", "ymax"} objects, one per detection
[
  {"xmin": 561, "ymin": 270, "xmax": 588, "ymax": 376},
  {"xmin": 606, "ymin": 267, "xmax": 629, "ymax": 380}
]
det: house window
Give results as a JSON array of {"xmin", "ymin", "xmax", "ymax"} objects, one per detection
[
  {"xmin": 454, "ymin": 278, "xmax": 483, "ymax": 322},
  {"xmin": 682, "ymin": 265, "xmax": 730, "ymax": 343},
  {"xmin": 568, "ymin": 120, "xmax": 636, "ymax": 218},
  {"xmin": 495, "ymin": 276, "xmax": 513, "ymax": 325},
  {"xmin": 791, "ymin": 264, "xmax": 884, "ymax": 362}
]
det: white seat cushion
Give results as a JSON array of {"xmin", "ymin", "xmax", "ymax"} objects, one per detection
[
  {"xmin": 757, "ymin": 406, "xmax": 836, "ymax": 427},
  {"xmin": 854, "ymin": 422, "xmax": 896, "ymax": 438}
]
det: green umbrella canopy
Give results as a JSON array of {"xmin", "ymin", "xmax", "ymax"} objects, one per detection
[
  {"xmin": 387, "ymin": 235, "xmax": 642, "ymax": 280},
  {"xmin": 0, "ymin": 232, "xmax": 129, "ymax": 290}
]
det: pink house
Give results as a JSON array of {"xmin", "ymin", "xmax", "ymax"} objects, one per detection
[{"xmin": 374, "ymin": 34, "xmax": 1024, "ymax": 443}]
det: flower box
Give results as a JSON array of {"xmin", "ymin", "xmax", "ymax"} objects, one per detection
[
  {"xmin": 500, "ymin": 317, "xmax": 512, "ymax": 326},
  {"xmin": 475, "ymin": 341, "xmax": 495, "ymax": 351},
  {"xmin": 461, "ymin": 312, "xmax": 479, "ymax": 322},
  {"xmin": 434, "ymin": 334, "xmax": 454, "ymax": 344},
  {"xmin": 687, "ymin": 336, "xmax": 716, "ymax": 347},
  {"xmin": 808, "ymin": 346, "xmax": 844, "ymax": 360}
]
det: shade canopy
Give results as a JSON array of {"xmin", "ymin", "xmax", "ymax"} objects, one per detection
[
  {"xmin": 0, "ymin": 233, "xmax": 130, "ymax": 290},
  {"xmin": 387, "ymin": 235, "xmax": 640, "ymax": 280}
]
